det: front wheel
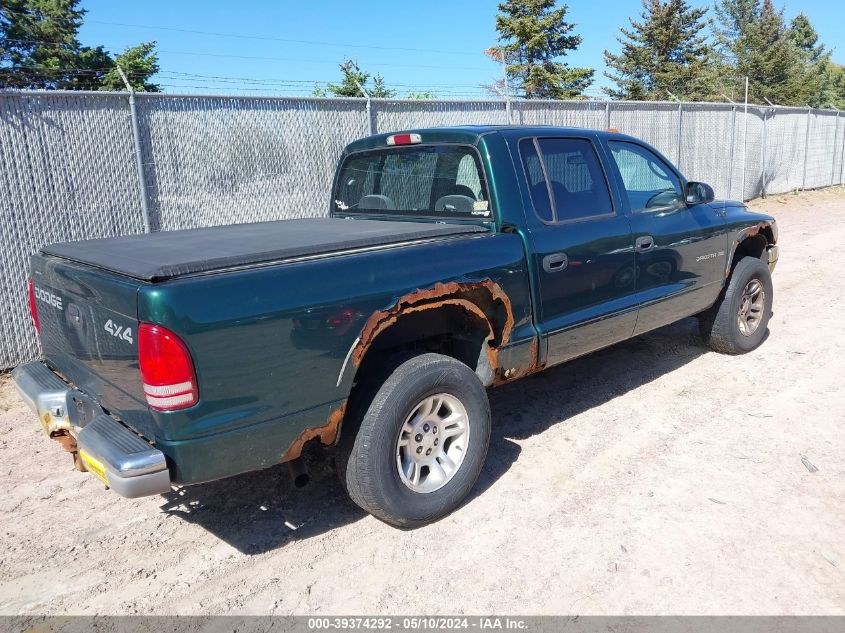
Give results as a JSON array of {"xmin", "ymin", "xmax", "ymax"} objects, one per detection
[
  {"xmin": 699, "ymin": 256, "xmax": 774, "ymax": 354},
  {"xmin": 336, "ymin": 353, "xmax": 491, "ymax": 527}
]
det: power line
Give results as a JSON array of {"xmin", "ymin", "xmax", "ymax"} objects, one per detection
[
  {"xmin": 2, "ymin": 38, "xmax": 494, "ymax": 71},
  {"xmin": 154, "ymin": 49, "xmax": 492, "ymax": 71},
  {"xmin": 83, "ymin": 19, "xmax": 483, "ymax": 57},
  {"xmin": 0, "ymin": 8, "xmax": 484, "ymax": 56}
]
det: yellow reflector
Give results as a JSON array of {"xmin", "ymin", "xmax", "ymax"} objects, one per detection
[
  {"xmin": 607, "ymin": 127, "xmax": 619, "ymax": 133},
  {"xmin": 79, "ymin": 449, "xmax": 109, "ymax": 485}
]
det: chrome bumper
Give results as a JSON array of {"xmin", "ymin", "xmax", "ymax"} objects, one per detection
[
  {"xmin": 12, "ymin": 361, "xmax": 171, "ymax": 498},
  {"xmin": 767, "ymin": 244, "xmax": 779, "ymax": 273}
]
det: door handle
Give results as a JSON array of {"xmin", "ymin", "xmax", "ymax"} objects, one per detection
[
  {"xmin": 635, "ymin": 235, "xmax": 655, "ymax": 251},
  {"xmin": 542, "ymin": 252, "xmax": 568, "ymax": 273}
]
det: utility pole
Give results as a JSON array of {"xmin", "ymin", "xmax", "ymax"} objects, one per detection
[{"xmin": 117, "ymin": 66, "xmax": 152, "ymax": 234}]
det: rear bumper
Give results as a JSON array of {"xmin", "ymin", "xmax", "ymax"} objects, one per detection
[
  {"xmin": 767, "ymin": 244, "xmax": 779, "ymax": 273},
  {"xmin": 12, "ymin": 361, "xmax": 171, "ymax": 498}
]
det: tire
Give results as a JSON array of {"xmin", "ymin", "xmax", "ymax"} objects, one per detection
[
  {"xmin": 699, "ymin": 256, "xmax": 773, "ymax": 354},
  {"xmin": 336, "ymin": 353, "xmax": 491, "ymax": 528}
]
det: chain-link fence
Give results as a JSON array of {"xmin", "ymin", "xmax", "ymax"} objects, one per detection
[{"xmin": 2, "ymin": 90, "xmax": 844, "ymax": 368}]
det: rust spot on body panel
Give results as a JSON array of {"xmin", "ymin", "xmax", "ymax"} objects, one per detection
[
  {"xmin": 351, "ymin": 280, "xmax": 515, "ymax": 371},
  {"xmin": 280, "ymin": 401, "xmax": 346, "ymax": 463},
  {"xmin": 491, "ymin": 335, "xmax": 541, "ymax": 385}
]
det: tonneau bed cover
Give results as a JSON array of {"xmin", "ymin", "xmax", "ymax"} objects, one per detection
[{"xmin": 41, "ymin": 217, "xmax": 487, "ymax": 282}]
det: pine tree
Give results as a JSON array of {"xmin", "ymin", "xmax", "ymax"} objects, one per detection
[
  {"xmin": 493, "ymin": 0, "xmax": 593, "ymax": 99},
  {"xmin": 100, "ymin": 42, "xmax": 160, "ymax": 92},
  {"xmin": 604, "ymin": 0, "xmax": 715, "ymax": 101},
  {"xmin": 790, "ymin": 13, "xmax": 825, "ymax": 64},
  {"xmin": 315, "ymin": 59, "xmax": 395, "ymax": 98},
  {"xmin": 788, "ymin": 13, "xmax": 831, "ymax": 107},
  {"xmin": 713, "ymin": 0, "xmax": 805, "ymax": 105},
  {"xmin": 818, "ymin": 63, "xmax": 845, "ymax": 109},
  {"xmin": 0, "ymin": 0, "xmax": 159, "ymax": 91}
]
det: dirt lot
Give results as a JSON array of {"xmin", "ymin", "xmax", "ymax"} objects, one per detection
[{"xmin": 1, "ymin": 188, "xmax": 843, "ymax": 616}]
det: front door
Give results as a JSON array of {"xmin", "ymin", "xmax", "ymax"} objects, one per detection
[
  {"xmin": 604, "ymin": 140, "xmax": 727, "ymax": 335},
  {"xmin": 518, "ymin": 136, "xmax": 637, "ymax": 367}
]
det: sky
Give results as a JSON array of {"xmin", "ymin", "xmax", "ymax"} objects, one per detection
[{"xmin": 76, "ymin": 0, "xmax": 845, "ymax": 98}]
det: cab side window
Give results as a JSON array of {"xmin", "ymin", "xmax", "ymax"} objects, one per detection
[
  {"xmin": 607, "ymin": 141, "xmax": 683, "ymax": 212},
  {"xmin": 520, "ymin": 137, "xmax": 614, "ymax": 223},
  {"xmin": 519, "ymin": 139, "xmax": 554, "ymax": 222},
  {"xmin": 537, "ymin": 138, "xmax": 614, "ymax": 222}
]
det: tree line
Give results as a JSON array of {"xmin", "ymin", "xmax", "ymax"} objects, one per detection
[
  {"xmin": 2, "ymin": 0, "xmax": 843, "ymax": 107},
  {"xmin": 0, "ymin": 0, "xmax": 158, "ymax": 91},
  {"xmin": 492, "ymin": 0, "xmax": 843, "ymax": 107}
]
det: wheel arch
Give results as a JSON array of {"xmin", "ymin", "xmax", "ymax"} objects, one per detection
[
  {"xmin": 726, "ymin": 221, "xmax": 776, "ymax": 278},
  {"xmin": 345, "ymin": 280, "xmax": 516, "ymax": 393}
]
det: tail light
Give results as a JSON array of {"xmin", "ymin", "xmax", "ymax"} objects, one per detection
[
  {"xmin": 28, "ymin": 278, "xmax": 40, "ymax": 334},
  {"xmin": 138, "ymin": 323, "xmax": 198, "ymax": 411}
]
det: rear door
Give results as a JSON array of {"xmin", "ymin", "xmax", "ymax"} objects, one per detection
[
  {"xmin": 516, "ymin": 135, "xmax": 637, "ymax": 366},
  {"xmin": 604, "ymin": 140, "xmax": 727, "ymax": 334}
]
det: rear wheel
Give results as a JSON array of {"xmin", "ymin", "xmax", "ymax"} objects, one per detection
[
  {"xmin": 337, "ymin": 353, "xmax": 490, "ymax": 527},
  {"xmin": 699, "ymin": 256, "xmax": 773, "ymax": 354}
]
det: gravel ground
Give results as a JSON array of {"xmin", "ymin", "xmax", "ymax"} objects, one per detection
[{"xmin": 1, "ymin": 188, "xmax": 843, "ymax": 616}]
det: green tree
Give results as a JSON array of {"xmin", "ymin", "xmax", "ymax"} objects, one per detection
[
  {"xmin": 493, "ymin": 0, "xmax": 593, "ymax": 99},
  {"xmin": 818, "ymin": 63, "xmax": 845, "ymax": 109},
  {"xmin": 787, "ymin": 13, "xmax": 832, "ymax": 107},
  {"xmin": 315, "ymin": 59, "xmax": 395, "ymax": 98},
  {"xmin": 604, "ymin": 0, "xmax": 715, "ymax": 101},
  {"xmin": 406, "ymin": 91, "xmax": 437, "ymax": 99},
  {"xmin": 713, "ymin": 0, "xmax": 805, "ymax": 104},
  {"xmin": 789, "ymin": 13, "xmax": 825, "ymax": 64},
  {"xmin": 0, "ymin": 0, "xmax": 159, "ymax": 91},
  {"xmin": 100, "ymin": 42, "xmax": 160, "ymax": 92}
]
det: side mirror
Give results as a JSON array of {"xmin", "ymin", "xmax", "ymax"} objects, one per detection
[{"xmin": 685, "ymin": 181, "xmax": 715, "ymax": 205}]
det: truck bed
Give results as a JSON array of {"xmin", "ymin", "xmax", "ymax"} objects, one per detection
[{"xmin": 41, "ymin": 217, "xmax": 487, "ymax": 282}]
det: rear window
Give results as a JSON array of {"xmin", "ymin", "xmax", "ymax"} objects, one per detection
[{"xmin": 333, "ymin": 145, "xmax": 491, "ymax": 219}]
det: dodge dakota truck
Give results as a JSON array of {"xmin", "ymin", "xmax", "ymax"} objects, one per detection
[{"xmin": 15, "ymin": 126, "xmax": 778, "ymax": 527}]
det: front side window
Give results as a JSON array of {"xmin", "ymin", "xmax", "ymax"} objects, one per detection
[
  {"xmin": 333, "ymin": 145, "xmax": 490, "ymax": 219},
  {"xmin": 607, "ymin": 141, "xmax": 683, "ymax": 212}
]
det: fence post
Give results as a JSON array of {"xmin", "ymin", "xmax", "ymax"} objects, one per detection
[
  {"xmin": 667, "ymin": 91, "xmax": 683, "ymax": 170},
  {"xmin": 802, "ymin": 106, "xmax": 812, "ymax": 190},
  {"xmin": 727, "ymin": 104, "xmax": 737, "ymax": 199},
  {"xmin": 676, "ymin": 101, "xmax": 683, "ymax": 169},
  {"xmin": 840, "ymin": 111, "xmax": 845, "ymax": 185},
  {"xmin": 741, "ymin": 76, "xmax": 749, "ymax": 200},
  {"xmin": 605, "ymin": 101, "xmax": 611, "ymax": 130},
  {"xmin": 352, "ymin": 79, "xmax": 375, "ymax": 136},
  {"xmin": 117, "ymin": 67, "xmax": 152, "ymax": 233},
  {"xmin": 761, "ymin": 105, "xmax": 768, "ymax": 197},
  {"xmin": 831, "ymin": 109, "xmax": 839, "ymax": 187}
]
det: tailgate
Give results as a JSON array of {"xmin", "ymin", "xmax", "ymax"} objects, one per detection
[{"xmin": 31, "ymin": 253, "xmax": 154, "ymax": 436}]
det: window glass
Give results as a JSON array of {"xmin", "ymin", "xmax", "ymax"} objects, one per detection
[
  {"xmin": 608, "ymin": 141, "xmax": 683, "ymax": 211},
  {"xmin": 536, "ymin": 138, "xmax": 614, "ymax": 222},
  {"xmin": 519, "ymin": 139, "xmax": 553, "ymax": 222},
  {"xmin": 334, "ymin": 145, "xmax": 489, "ymax": 219},
  {"xmin": 456, "ymin": 153, "xmax": 483, "ymax": 199}
]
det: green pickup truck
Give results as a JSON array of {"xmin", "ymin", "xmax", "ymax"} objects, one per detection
[{"xmin": 15, "ymin": 126, "xmax": 778, "ymax": 527}]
